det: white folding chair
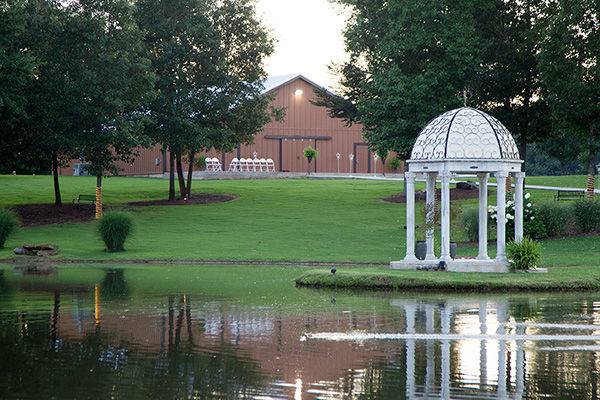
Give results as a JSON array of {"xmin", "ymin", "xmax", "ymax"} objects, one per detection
[
  {"xmin": 258, "ymin": 158, "xmax": 267, "ymax": 172},
  {"xmin": 266, "ymin": 158, "xmax": 275, "ymax": 172},
  {"xmin": 239, "ymin": 158, "xmax": 247, "ymax": 172},
  {"xmin": 252, "ymin": 158, "xmax": 260, "ymax": 172},
  {"xmin": 204, "ymin": 157, "xmax": 213, "ymax": 172},
  {"xmin": 214, "ymin": 158, "xmax": 223, "ymax": 172},
  {"xmin": 228, "ymin": 158, "xmax": 240, "ymax": 172}
]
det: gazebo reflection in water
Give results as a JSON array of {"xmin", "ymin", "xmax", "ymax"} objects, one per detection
[{"xmin": 392, "ymin": 297, "xmax": 525, "ymax": 399}]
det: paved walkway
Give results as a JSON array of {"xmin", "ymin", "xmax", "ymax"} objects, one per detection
[
  {"xmin": 148, "ymin": 171, "xmax": 599, "ymax": 194},
  {"xmin": 311, "ymin": 173, "xmax": 600, "ymax": 193}
]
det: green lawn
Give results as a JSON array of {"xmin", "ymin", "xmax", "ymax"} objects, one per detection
[
  {"xmin": 0, "ymin": 174, "xmax": 599, "ymax": 267},
  {"xmin": 295, "ymin": 265, "xmax": 600, "ymax": 292}
]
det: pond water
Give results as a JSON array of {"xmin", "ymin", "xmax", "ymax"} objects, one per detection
[{"xmin": 1, "ymin": 264, "xmax": 600, "ymax": 399}]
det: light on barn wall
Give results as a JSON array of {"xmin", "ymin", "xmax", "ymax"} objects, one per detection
[{"xmin": 294, "ymin": 89, "xmax": 303, "ymax": 97}]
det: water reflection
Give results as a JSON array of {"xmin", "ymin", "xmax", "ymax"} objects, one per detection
[{"xmin": 2, "ymin": 266, "xmax": 600, "ymax": 399}]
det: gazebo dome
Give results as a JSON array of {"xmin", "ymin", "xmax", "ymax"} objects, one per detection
[{"xmin": 410, "ymin": 107, "xmax": 520, "ymax": 161}]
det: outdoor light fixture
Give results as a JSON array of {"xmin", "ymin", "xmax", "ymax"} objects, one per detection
[
  {"xmin": 336, "ymin": 152, "xmax": 341, "ymax": 174},
  {"xmin": 373, "ymin": 153, "xmax": 379, "ymax": 175},
  {"xmin": 294, "ymin": 89, "xmax": 303, "ymax": 97}
]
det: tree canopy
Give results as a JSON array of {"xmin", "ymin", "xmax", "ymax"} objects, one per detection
[{"xmin": 136, "ymin": 0, "xmax": 277, "ymax": 199}]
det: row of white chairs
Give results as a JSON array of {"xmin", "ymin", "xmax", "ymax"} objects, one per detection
[
  {"xmin": 205, "ymin": 157, "xmax": 223, "ymax": 172},
  {"xmin": 228, "ymin": 158, "xmax": 276, "ymax": 173}
]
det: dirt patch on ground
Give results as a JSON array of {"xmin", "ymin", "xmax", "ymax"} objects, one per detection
[
  {"xmin": 129, "ymin": 193, "xmax": 236, "ymax": 207},
  {"xmin": 11, "ymin": 204, "xmax": 98, "ymax": 227},
  {"xmin": 383, "ymin": 188, "xmax": 479, "ymax": 203}
]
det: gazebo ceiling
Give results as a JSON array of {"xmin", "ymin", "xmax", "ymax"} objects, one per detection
[{"xmin": 410, "ymin": 107, "xmax": 520, "ymax": 162}]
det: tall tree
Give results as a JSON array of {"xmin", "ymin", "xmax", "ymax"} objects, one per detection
[
  {"xmin": 66, "ymin": 0, "xmax": 155, "ymax": 218},
  {"xmin": 136, "ymin": 0, "xmax": 276, "ymax": 201},
  {"xmin": 0, "ymin": 0, "xmax": 37, "ymax": 174},
  {"xmin": 538, "ymin": 0, "xmax": 600, "ymax": 196},
  {"xmin": 317, "ymin": 0, "xmax": 482, "ymax": 191},
  {"xmin": 474, "ymin": 0, "xmax": 550, "ymax": 170},
  {"xmin": 20, "ymin": 0, "xmax": 153, "ymax": 208}
]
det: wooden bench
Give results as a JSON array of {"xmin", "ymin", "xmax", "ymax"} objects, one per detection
[
  {"xmin": 555, "ymin": 190, "xmax": 584, "ymax": 201},
  {"xmin": 72, "ymin": 194, "xmax": 96, "ymax": 208}
]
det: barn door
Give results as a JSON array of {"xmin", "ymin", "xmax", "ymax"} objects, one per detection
[{"xmin": 353, "ymin": 143, "xmax": 371, "ymax": 173}]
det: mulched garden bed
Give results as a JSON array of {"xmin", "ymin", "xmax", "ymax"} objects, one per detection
[
  {"xmin": 383, "ymin": 187, "xmax": 479, "ymax": 203},
  {"xmin": 11, "ymin": 204, "xmax": 98, "ymax": 227},
  {"xmin": 11, "ymin": 194, "xmax": 234, "ymax": 227},
  {"xmin": 128, "ymin": 193, "xmax": 236, "ymax": 207}
]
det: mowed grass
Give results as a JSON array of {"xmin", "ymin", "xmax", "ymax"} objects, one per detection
[
  {"xmin": 0, "ymin": 174, "xmax": 599, "ymax": 267},
  {"xmin": 295, "ymin": 265, "xmax": 600, "ymax": 292}
]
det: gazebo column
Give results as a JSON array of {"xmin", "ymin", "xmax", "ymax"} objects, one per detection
[
  {"xmin": 404, "ymin": 172, "xmax": 417, "ymax": 261},
  {"xmin": 440, "ymin": 171, "xmax": 451, "ymax": 261},
  {"xmin": 477, "ymin": 173, "xmax": 490, "ymax": 260},
  {"xmin": 514, "ymin": 172, "xmax": 525, "ymax": 243},
  {"xmin": 425, "ymin": 173, "xmax": 437, "ymax": 260},
  {"xmin": 495, "ymin": 171, "xmax": 508, "ymax": 263}
]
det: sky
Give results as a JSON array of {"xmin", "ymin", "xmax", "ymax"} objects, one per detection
[{"xmin": 255, "ymin": 0, "xmax": 348, "ymax": 90}]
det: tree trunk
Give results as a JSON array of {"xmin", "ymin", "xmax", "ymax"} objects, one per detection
[
  {"xmin": 587, "ymin": 157, "xmax": 597, "ymax": 197},
  {"xmin": 186, "ymin": 151, "xmax": 195, "ymax": 199},
  {"xmin": 587, "ymin": 126, "xmax": 598, "ymax": 198},
  {"xmin": 381, "ymin": 158, "xmax": 386, "ymax": 176},
  {"xmin": 52, "ymin": 152, "xmax": 62, "ymax": 206},
  {"xmin": 307, "ymin": 159, "xmax": 312, "ymax": 175},
  {"xmin": 95, "ymin": 175, "xmax": 103, "ymax": 219},
  {"xmin": 168, "ymin": 150, "xmax": 175, "ymax": 201},
  {"xmin": 175, "ymin": 151, "xmax": 186, "ymax": 199}
]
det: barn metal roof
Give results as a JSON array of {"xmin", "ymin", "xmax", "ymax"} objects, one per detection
[{"xmin": 261, "ymin": 74, "xmax": 334, "ymax": 96}]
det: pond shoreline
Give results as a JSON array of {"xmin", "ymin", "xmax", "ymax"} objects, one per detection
[
  {"xmin": 0, "ymin": 257, "xmax": 386, "ymax": 267},
  {"xmin": 295, "ymin": 269, "xmax": 600, "ymax": 292}
]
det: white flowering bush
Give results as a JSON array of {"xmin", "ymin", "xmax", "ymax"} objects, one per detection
[{"xmin": 488, "ymin": 193, "xmax": 547, "ymax": 239}]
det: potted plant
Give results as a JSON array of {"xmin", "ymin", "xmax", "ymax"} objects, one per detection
[
  {"xmin": 416, "ymin": 202, "xmax": 437, "ymax": 260},
  {"xmin": 303, "ymin": 146, "xmax": 318, "ymax": 175},
  {"xmin": 417, "ymin": 199, "xmax": 458, "ymax": 260}
]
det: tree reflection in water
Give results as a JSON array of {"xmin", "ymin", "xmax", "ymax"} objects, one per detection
[{"xmin": 0, "ymin": 287, "xmax": 266, "ymax": 399}]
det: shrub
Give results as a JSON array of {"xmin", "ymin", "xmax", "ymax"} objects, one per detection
[
  {"xmin": 303, "ymin": 146, "xmax": 318, "ymax": 162},
  {"xmin": 0, "ymin": 209, "xmax": 19, "ymax": 248},
  {"xmin": 389, "ymin": 157, "xmax": 402, "ymax": 172},
  {"xmin": 461, "ymin": 208, "xmax": 479, "ymax": 242},
  {"xmin": 196, "ymin": 155, "xmax": 207, "ymax": 170},
  {"xmin": 489, "ymin": 192, "xmax": 546, "ymax": 239},
  {"xmin": 572, "ymin": 198, "xmax": 600, "ymax": 233},
  {"xmin": 537, "ymin": 201, "xmax": 576, "ymax": 237},
  {"xmin": 98, "ymin": 212, "xmax": 133, "ymax": 252},
  {"xmin": 507, "ymin": 238, "xmax": 542, "ymax": 271}
]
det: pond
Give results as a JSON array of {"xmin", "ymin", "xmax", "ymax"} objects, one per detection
[{"xmin": 1, "ymin": 264, "xmax": 600, "ymax": 399}]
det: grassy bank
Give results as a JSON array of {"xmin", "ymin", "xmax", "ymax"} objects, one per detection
[
  {"xmin": 295, "ymin": 266, "xmax": 600, "ymax": 292},
  {"xmin": 0, "ymin": 175, "xmax": 599, "ymax": 267}
]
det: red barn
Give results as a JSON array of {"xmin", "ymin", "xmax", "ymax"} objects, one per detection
[{"xmin": 62, "ymin": 74, "xmax": 400, "ymax": 175}]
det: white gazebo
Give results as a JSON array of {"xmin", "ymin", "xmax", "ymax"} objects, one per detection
[{"xmin": 390, "ymin": 107, "xmax": 524, "ymax": 273}]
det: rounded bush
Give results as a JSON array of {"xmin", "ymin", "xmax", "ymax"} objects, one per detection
[
  {"xmin": 537, "ymin": 201, "xmax": 576, "ymax": 237},
  {"xmin": 507, "ymin": 237, "xmax": 542, "ymax": 271},
  {"xmin": 572, "ymin": 198, "xmax": 600, "ymax": 233},
  {"xmin": 98, "ymin": 212, "xmax": 133, "ymax": 252},
  {"xmin": 0, "ymin": 209, "xmax": 19, "ymax": 249}
]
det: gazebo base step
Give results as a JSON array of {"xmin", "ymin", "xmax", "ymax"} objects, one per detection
[{"xmin": 390, "ymin": 258, "xmax": 509, "ymax": 273}]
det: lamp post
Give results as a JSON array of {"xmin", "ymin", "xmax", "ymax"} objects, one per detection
[
  {"xmin": 373, "ymin": 153, "xmax": 379, "ymax": 175},
  {"xmin": 349, "ymin": 153, "xmax": 354, "ymax": 174},
  {"xmin": 336, "ymin": 152, "xmax": 341, "ymax": 174}
]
